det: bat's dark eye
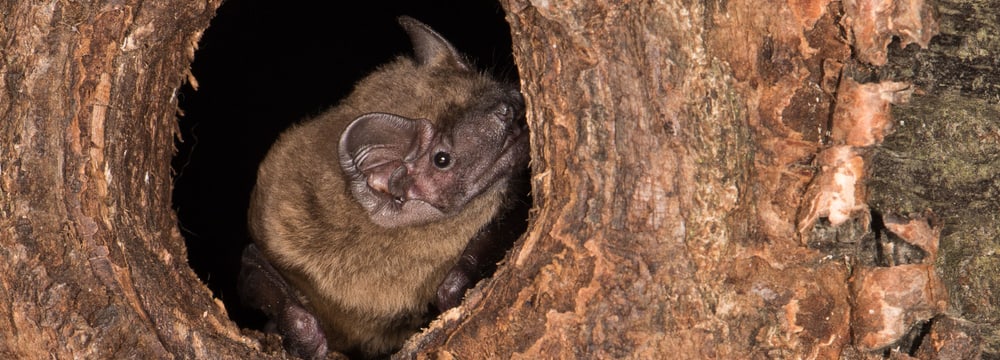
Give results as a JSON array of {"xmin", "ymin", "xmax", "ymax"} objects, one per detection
[
  {"xmin": 494, "ymin": 103, "xmax": 510, "ymax": 118},
  {"xmin": 433, "ymin": 151, "xmax": 452, "ymax": 169}
]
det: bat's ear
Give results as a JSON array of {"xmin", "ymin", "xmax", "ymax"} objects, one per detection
[
  {"xmin": 398, "ymin": 16, "xmax": 471, "ymax": 71},
  {"xmin": 339, "ymin": 113, "xmax": 446, "ymax": 228},
  {"xmin": 338, "ymin": 113, "xmax": 434, "ymax": 199}
]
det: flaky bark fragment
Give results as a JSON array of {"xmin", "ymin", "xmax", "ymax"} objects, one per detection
[
  {"xmin": 830, "ymin": 78, "xmax": 913, "ymax": 147},
  {"xmin": 850, "ymin": 265, "xmax": 948, "ymax": 351},
  {"xmin": 799, "ymin": 145, "xmax": 867, "ymax": 231},
  {"xmin": 842, "ymin": 0, "xmax": 940, "ymax": 65},
  {"xmin": 883, "ymin": 214, "xmax": 941, "ymax": 262}
]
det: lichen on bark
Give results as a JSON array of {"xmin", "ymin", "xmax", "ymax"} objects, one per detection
[{"xmin": 867, "ymin": 0, "xmax": 1000, "ymax": 354}]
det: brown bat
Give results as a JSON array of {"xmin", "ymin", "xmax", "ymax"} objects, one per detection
[{"xmin": 238, "ymin": 16, "xmax": 529, "ymax": 359}]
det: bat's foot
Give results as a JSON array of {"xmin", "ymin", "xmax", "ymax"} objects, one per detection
[
  {"xmin": 239, "ymin": 244, "xmax": 329, "ymax": 359},
  {"xmin": 278, "ymin": 304, "xmax": 328, "ymax": 360},
  {"xmin": 436, "ymin": 255, "xmax": 478, "ymax": 312}
]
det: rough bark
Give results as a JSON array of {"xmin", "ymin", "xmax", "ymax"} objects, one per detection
[
  {"xmin": 0, "ymin": 0, "xmax": 272, "ymax": 358},
  {"xmin": 399, "ymin": 0, "xmax": 989, "ymax": 359},
  {"xmin": 2, "ymin": 0, "xmax": 995, "ymax": 358},
  {"xmin": 870, "ymin": 0, "xmax": 1000, "ymax": 353}
]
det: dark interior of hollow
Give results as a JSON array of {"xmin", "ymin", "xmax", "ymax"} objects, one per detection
[{"xmin": 172, "ymin": 0, "xmax": 523, "ymax": 328}]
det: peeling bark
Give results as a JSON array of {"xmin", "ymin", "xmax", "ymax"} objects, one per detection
[
  {"xmin": 401, "ymin": 0, "xmax": 969, "ymax": 358},
  {"xmin": 1, "ymin": 1, "xmax": 271, "ymax": 358}
]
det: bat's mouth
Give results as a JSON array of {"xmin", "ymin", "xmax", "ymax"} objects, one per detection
[
  {"xmin": 499, "ymin": 88, "xmax": 528, "ymax": 154},
  {"xmin": 499, "ymin": 115, "xmax": 529, "ymax": 153},
  {"xmin": 499, "ymin": 123, "xmax": 529, "ymax": 162}
]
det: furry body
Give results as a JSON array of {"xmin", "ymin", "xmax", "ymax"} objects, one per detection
[{"xmin": 242, "ymin": 17, "xmax": 527, "ymax": 358}]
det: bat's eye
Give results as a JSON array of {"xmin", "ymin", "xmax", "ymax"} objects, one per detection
[
  {"xmin": 494, "ymin": 103, "xmax": 510, "ymax": 119},
  {"xmin": 433, "ymin": 151, "xmax": 452, "ymax": 169},
  {"xmin": 496, "ymin": 104, "xmax": 509, "ymax": 115}
]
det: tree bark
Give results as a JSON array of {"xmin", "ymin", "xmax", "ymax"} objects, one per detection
[
  {"xmin": 0, "ymin": 0, "xmax": 270, "ymax": 358},
  {"xmin": 399, "ymin": 0, "xmax": 992, "ymax": 359},
  {"xmin": 2, "ymin": 0, "xmax": 996, "ymax": 359},
  {"xmin": 870, "ymin": 0, "xmax": 1000, "ymax": 352}
]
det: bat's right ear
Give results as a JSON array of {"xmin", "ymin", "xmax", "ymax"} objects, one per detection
[
  {"xmin": 398, "ymin": 16, "xmax": 471, "ymax": 71},
  {"xmin": 339, "ymin": 113, "xmax": 446, "ymax": 228},
  {"xmin": 338, "ymin": 113, "xmax": 433, "ymax": 191}
]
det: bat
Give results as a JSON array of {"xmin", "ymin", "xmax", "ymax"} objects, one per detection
[{"xmin": 238, "ymin": 16, "xmax": 529, "ymax": 359}]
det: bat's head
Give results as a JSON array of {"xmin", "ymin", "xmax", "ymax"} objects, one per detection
[{"xmin": 338, "ymin": 17, "xmax": 529, "ymax": 228}]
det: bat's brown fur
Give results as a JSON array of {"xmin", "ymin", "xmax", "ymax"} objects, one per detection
[{"xmin": 247, "ymin": 17, "xmax": 527, "ymax": 358}]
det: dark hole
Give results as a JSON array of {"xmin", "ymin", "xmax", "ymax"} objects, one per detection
[
  {"xmin": 904, "ymin": 319, "xmax": 934, "ymax": 356},
  {"xmin": 870, "ymin": 209, "xmax": 888, "ymax": 266},
  {"xmin": 172, "ymin": 0, "xmax": 521, "ymax": 329}
]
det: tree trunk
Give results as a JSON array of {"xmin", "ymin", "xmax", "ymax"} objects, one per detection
[
  {"xmin": 0, "ymin": 0, "xmax": 269, "ymax": 358},
  {"xmin": 399, "ymin": 0, "xmax": 993, "ymax": 359},
  {"xmin": 3, "ymin": 0, "xmax": 996, "ymax": 359}
]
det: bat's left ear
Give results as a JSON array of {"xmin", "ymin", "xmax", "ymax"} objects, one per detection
[{"xmin": 398, "ymin": 16, "xmax": 471, "ymax": 71}]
